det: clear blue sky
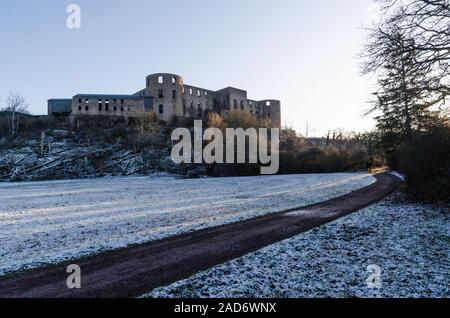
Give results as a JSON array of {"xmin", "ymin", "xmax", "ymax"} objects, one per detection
[{"xmin": 0, "ymin": 0, "xmax": 377, "ymax": 136}]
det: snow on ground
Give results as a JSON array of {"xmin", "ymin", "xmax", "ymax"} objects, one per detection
[
  {"xmin": 145, "ymin": 193, "xmax": 450, "ymax": 298},
  {"xmin": 0, "ymin": 173, "xmax": 374, "ymax": 276}
]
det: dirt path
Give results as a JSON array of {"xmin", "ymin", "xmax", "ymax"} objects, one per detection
[{"xmin": 0, "ymin": 173, "xmax": 402, "ymax": 298}]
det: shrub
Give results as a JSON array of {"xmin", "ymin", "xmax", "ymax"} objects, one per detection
[
  {"xmin": 398, "ymin": 126, "xmax": 450, "ymax": 202},
  {"xmin": 223, "ymin": 111, "xmax": 268, "ymax": 129},
  {"xmin": 279, "ymin": 146, "xmax": 369, "ymax": 174},
  {"xmin": 207, "ymin": 112, "xmax": 226, "ymax": 130}
]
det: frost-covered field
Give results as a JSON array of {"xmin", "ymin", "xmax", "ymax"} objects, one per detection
[
  {"xmin": 145, "ymin": 193, "xmax": 449, "ymax": 298},
  {"xmin": 0, "ymin": 173, "xmax": 374, "ymax": 276}
]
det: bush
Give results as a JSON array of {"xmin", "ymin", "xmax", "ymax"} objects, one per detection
[
  {"xmin": 398, "ymin": 126, "xmax": 450, "ymax": 202},
  {"xmin": 0, "ymin": 113, "xmax": 68, "ymax": 142},
  {"xmin": 223, "ymin": 111, "xmax": 269, "ymax": 129},
  {"xmin": 279, "ymin": 146, "xmax": 369, "ymax": 174}
]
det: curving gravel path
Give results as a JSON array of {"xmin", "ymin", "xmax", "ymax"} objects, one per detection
[{"xmin": 146, "ymin": 192, "xmax": 449, "ymax": 298}]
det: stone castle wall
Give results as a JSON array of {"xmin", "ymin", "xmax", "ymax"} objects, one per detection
[{"xmin": 60, "ymin": 73, "xmax": 281, "ymax": 128}]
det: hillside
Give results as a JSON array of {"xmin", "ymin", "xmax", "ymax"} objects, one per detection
[{"xmin": 0, "ymin": 128, "xmax": 193, "ymax": 181}]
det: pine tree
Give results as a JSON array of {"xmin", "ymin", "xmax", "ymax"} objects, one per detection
[{"xmin": 363, "ymin": 29, "xmax": 441, "ymax": 144}]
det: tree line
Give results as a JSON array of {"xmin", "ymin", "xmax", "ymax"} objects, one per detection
[{"xmin": 361, "ymin": 0, "xmax": 450, "ymax": 202}]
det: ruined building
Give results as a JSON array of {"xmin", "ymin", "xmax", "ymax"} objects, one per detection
[{"xmin": 48, "ymin": 73, "xmax": 281, "ymax": 128}]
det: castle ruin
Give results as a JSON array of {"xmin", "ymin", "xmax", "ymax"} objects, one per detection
[{"xmin": 48, "ymin": 73, "xmax": 281, "ymax": 128}]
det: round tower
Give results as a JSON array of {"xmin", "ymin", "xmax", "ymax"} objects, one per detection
[{"xmin": 145, "ymin": 73, "xmax": 184, "ymax": 122}]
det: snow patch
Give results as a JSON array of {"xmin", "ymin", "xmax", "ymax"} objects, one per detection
[{"xmin": 0, "ymin": 173, "xmax": 375, "ymax": 276}]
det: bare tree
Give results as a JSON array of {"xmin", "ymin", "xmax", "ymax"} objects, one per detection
[
  {"xmin": 304, "ymin": 119, "xmax": 310, "ymax": 138},
  {"xmin": 1, "ymin": 92, "xmax": 29, "ymax": 139},
  {"xmin": 134, "ymin": 111, "xmax": 161, "ymax": 149},
  {"xmin": 361, "ymin": 0, "xmax": 450, "ymax": 143},
  {"xmin": 365, "ymin": 0, "xmax": 450, "ymax": 106}
]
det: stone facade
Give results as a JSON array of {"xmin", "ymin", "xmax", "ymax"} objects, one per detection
[
  {"xmin": 54, "ymin": 73, "xmax": 281, "ymax": 127},
  {"xmin": 71, "ymin": 94, "xmax": 153, "ymax": 117}
]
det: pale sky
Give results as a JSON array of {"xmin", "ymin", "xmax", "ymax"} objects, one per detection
[{"xmin": 0, "ymin": 0, "xmax": 377, "ymax": 136}]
